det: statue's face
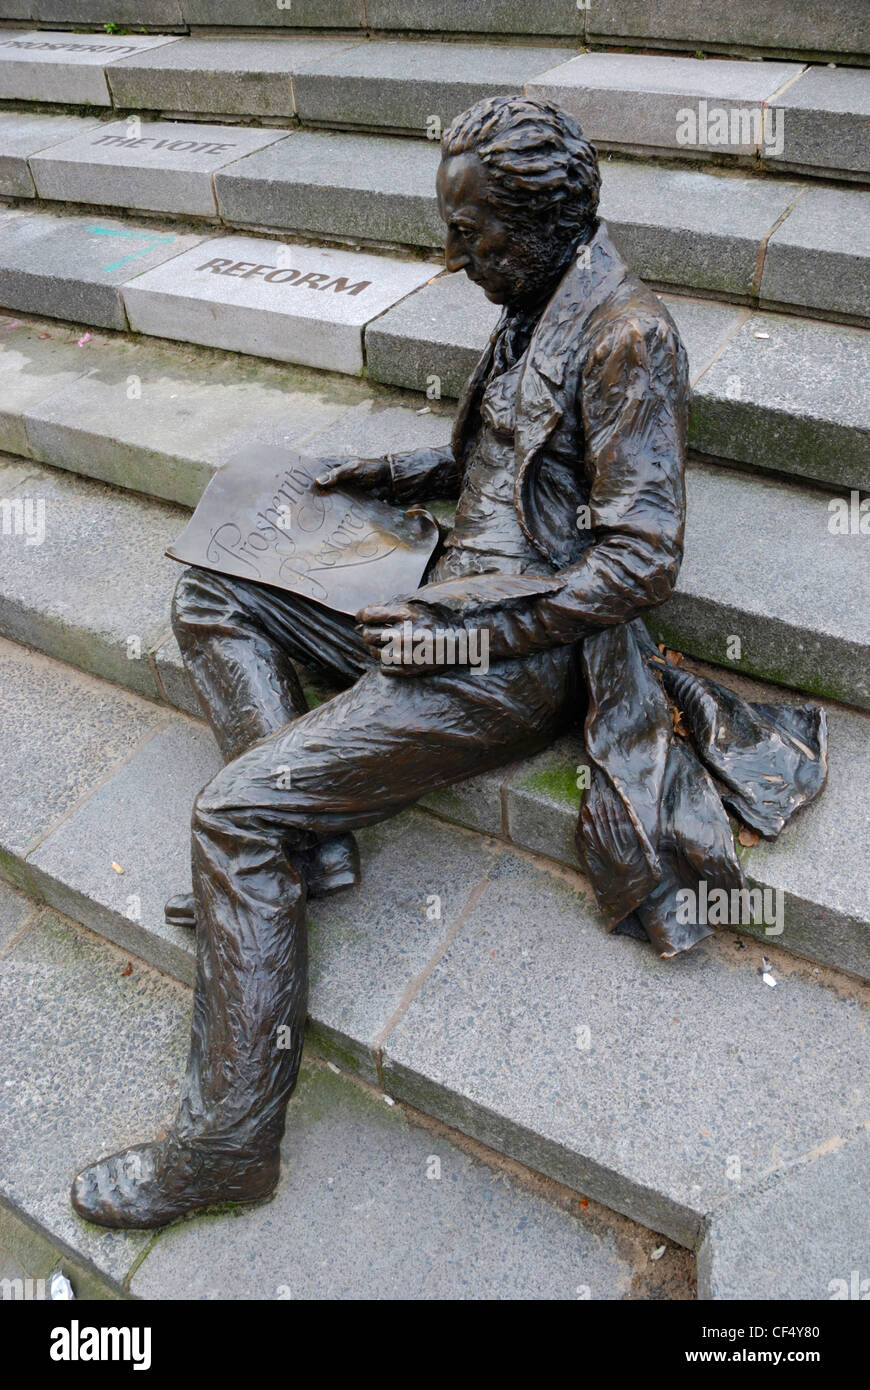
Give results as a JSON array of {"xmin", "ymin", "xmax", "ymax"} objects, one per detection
[{"xmin": 437, "ymin": 151, "xmax": 569, "ymax": 309}]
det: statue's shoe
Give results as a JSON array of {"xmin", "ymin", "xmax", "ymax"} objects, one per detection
[
  {"xmin": 164, "ymin": 832, "xmax": 360, "ymax": 929},
  {"xmin": 71, "ymin": 1131, "xmax": 280, "ymax": 1230},
  {"xmin": 297, "ymin": 832, "xmax": 360, "ymax": 897}
]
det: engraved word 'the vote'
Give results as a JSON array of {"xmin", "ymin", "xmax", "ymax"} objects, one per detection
[
  {"xmin": 196, "ymin": 256, "xmax": 372, "ymax": 295},
  {"xmin": 92, "ymin": 134, "xmax": 240, "ymax": 155}
]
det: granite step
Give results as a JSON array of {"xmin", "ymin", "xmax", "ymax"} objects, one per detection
[
  {"xmin": 107, "ymin": 43, "xmax": 870, "ymax": 183},
  {"xmin": 1, "ymin": 2, "xmax": 187, "ymax": 29},
  {"xmin": 0, "ymin": 31, "xmax": 867, "ymax": 183},
  {"xmin": 366, "ymin": 282, "xmax": 870, "ymax": 492},
  {"xmin": 0, "ymin": 29, "xmax": 565, "ymax": 123},
  {"xmin": 5, "ymin": 0, "xmax": 867, "ymax": 71},
  {"xmin": 0, "ymin": 884, "xmax": 693, "ymax": 1300},
  {"xmin": 2, "ymin": 112, "xmax": 867, "ymax": 324},
  {"xmin": 0, "ymin": 316, "xmax": 867, "ymax": 707},
  {"xmin": 0, "ymin": 638, "xmax": 868, "ymax": 1277},
  {"xmin": 0, "ymin": 212, "xmax": 867, "ymax": 493},
  {"xmin": 528, "ymin": 53, "xmax": 870, "ymax": 182},
  {"xmin": 0, "ymin": 448, "xmax": 866, "ymax": 981},
  {"xmin": 585, "ymin": 1, "xmax": 870, "ymax": 67},
  {"xmin": 0, "ymin": 208, "xmax": 442, "ymax": 370},
  {"xmin": 0, "ymin": 29, "xmax": 183, "ymax": 105},
  {"xmin": 0, "ymin": 312, "xmax": 461, "ymax": 509}
]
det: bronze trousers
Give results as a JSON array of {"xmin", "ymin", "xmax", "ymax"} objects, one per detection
[{"xmin": 171, "ymin": 566, "xmax": 575, "ymax": 1157}]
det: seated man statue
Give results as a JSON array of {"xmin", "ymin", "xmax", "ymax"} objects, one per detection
[{"xmin": 71, "ymin": 95, "xmax": 826, "ymax": 1229}]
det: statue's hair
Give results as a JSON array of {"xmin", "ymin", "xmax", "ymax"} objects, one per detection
[{"xmin": 441, "ymin": 94, "xmax": 601, "ymax": 239}]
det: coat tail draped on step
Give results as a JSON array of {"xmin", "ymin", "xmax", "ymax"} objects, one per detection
[{"xmin": 577, "ymin": 618, "xmax": 827, "ymax": 956}]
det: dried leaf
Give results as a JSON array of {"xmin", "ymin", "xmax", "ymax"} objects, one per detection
[
  {"xmin": 664, "ymin": 647, "xmax": 684, "ymax": 666},
  {"xmin": 121, "ymin": 963, "xmax": 132, "ymax": 977},
  {"xmin": 671, "ymin": 706, "xmax": 689, "ymax": 738}
]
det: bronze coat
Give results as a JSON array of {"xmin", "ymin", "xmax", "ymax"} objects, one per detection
[{"xmin": 391, "ymin": 222, "xmax": 826, "ymax": 954}]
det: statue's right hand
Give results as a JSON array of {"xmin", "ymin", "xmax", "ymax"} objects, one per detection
[{"xmin": 314, "ymin": 456, "xmax": 391, "ymax": 494}]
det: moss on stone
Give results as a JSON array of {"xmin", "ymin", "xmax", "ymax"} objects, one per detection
[
  {"xmin": 307, "ymin": 1025, "xmax": 365, "ymax": 1079},
  {"xmin": 520, "ymin": 764, "xmax": 585, "ymax": 807},
  {"xmin": 645, "ymin": 619, "xmax": 851, "ymax": 706}
]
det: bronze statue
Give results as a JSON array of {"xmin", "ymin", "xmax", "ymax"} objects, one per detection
[{"xmin": 71, "ymin": 96, "xmax": 826, "ymax": 1230}]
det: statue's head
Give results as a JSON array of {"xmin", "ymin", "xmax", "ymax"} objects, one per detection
[{"xmin": 437, "ymin": 94, "xmax": 601, "ymax": 310}]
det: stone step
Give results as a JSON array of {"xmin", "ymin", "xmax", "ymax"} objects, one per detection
[
  {"xmin": 0, "ymin": 29, "xmax": 183, "ymax": 105},
  {"xmin": 0, "ymin": 313, "xmax": 459, "ymax": 509},
  {"xmin": 528, "ymin": 53, "xmax": 870, "ymax": 182},
  {"xmin": 697, "ymin": 1123, "xmax": 870, "ymax": 1300},
  {"xmin": 0, "ymin": 31, "xmax": 867, "ymax": 182},
  {"xmin": 585, "ymin": 1, "xmax": 870, "ymax": 67},
  {"xmin": 0, "ymin": 319, "xmax": 867, "ymax": 706},
  {"xmin": 4, "ymin": 1, "xmax": 867, "ymax": 70},
  {"xmin": 0, "ymin": 448, "xmax": 867, "ymax": 981},
  {"xmin": 2, "ymin": 2, "xmax": 186, "ymax": 27},
  {"xmin": 0, "ymin": 209, "xmax": 441, "ymax": 366},
  {"xmin": 0, "ymin": 884, "xmax": 692, "ymax": 1299},
  {"xmin": 3, "ymin": 112, "xmax": 868, "ymax": 324},
  {"xmin": 0, "ymin": 209, "xmax": 207, "ymax": 332},
  {"xmin": 0, "ymin": 214, "xmax": 867, "ymax": 493},
  {"xmin": 0, "ymin": 639, "xmax": 867, "ymax": 1281},
  {"xmin": 366, "ymin": 282, "xmax": 870, "ymax": 492},
  {"xmin": 102, "ymin": 32, "xmax": 574, "ymax": 129}
]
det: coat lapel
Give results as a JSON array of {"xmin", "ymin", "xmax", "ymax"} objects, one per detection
[
  {"xmin": 450, "ymin": 309, "xmax": 504, "ymax": 466},
  {"xmin": 513, "ymin": 222, "xmax": 632, "ymax": 559}
]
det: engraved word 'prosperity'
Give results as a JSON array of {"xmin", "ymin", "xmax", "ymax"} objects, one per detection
[{"xmin": 205, "ymin": 463, "xmax": 396, "ymax": 601}]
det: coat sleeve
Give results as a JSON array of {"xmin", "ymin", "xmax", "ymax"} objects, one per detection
[
  {"xmin": 386, "ymin": 445, "xmax": 464, "ymax": 504},
  {"xmin": 528, "ymin": 311, "xmax": 688, "ymax": 641},
  {"xmin": 407, "ymin": 312, "xmax": 688, "ymax": 659}
]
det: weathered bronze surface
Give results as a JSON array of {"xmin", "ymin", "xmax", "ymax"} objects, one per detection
[
  {"xmin": 166, "ymin": 446, "xmax": 440, "ymax": 615},
  {"xmin": 71, "ymin": 94, "xmax": 827, "ymax": 1231}
]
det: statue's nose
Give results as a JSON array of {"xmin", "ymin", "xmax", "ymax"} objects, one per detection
[{"xmin": 445, "ymin": 234, "xmax": 470, "ymax": 274}]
